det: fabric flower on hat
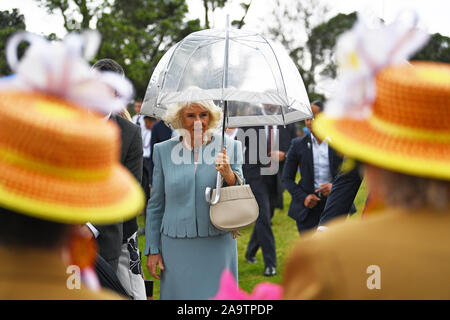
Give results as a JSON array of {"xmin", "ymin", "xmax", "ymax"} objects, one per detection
[
  {"xmin": 1, "ymin": 31, "xmax": 133, "ymax": 115},
  {"xmin": 326, "ymin": 11, "xmax": 429, "ymax": 119}
]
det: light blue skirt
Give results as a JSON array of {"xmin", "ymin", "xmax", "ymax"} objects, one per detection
[{"xmin": 160, "ymin": 232, "xmax": 238, "ymax": 300}]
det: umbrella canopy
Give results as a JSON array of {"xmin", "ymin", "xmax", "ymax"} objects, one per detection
[{"xmin": 141, "ymin": 27, "xmax": 312, "ymax": 126}]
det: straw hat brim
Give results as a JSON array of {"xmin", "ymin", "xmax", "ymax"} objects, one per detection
[
  {"xmin": 313, "ymin": 114, "xmax": 450, "ymax": 181},
  {"xmin": 0, "ymin": 162, "xmax": 145, "ymax": 224}
]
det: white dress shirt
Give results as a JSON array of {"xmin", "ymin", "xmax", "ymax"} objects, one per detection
[
  {"xmin": 142, "ymin": 129, "xmax": 152, "ymax": 158},
  {"xmin": 132, "ymin": 114, "xmax": 152, "ymax": 158},
  {"xmin": 311, "ymin": 134, "xmax": 332, "ymax": 189}
]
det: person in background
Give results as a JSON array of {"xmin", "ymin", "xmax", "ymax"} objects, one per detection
[
  {"xmin": 0, "ymin": 32, "xmax": 144, "ymax": 299},
  {"xmin": 131, "ymin": 100, "xmax": 145, "ymax": 129},
  {"xmin": 141, "ymin": 116, "xmax": 157, "ymax": 218},
  {"xmin": 145, "ymin": 100, "xmax": 243, "ymax": 299},
  {"xmin": 148, "ymin": 119, "xmax": 176, "ymax": 193},
  {"xmin": 90, "ymin": 59, "xmax": 146, "ymax": 300},
  {"xmin": 119, "ymin": 107, "xmax": 133, "ymax": 122},
  {"xmin": 282, "ymin": 101, "xmax": 355, "ymax": 234}
]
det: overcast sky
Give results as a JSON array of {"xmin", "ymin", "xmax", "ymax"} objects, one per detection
[{"xmin": 1, "ymin": 0, "xmax": 449, "ymax": 38}]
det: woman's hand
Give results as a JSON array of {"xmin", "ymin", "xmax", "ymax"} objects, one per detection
[
  {"xmin": 146, "ymin": 253, "xmax": 165, "ymax": 280},
  {"xmin": 215, "ymin": 147, "xmax": 235, "ymax": 185}
]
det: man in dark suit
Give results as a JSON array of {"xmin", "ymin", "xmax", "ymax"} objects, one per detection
[
  {"xmin": 89, "ymin": 59, "xmax": 145, "ymax": 299},
  {"xmin": 282, "ymin": 101, "xmax": 355, "ymax": 234},
  {"xmin": 86, "ymin": 59, "xmax": 143, "ymax": 274},
  {"xmin": 148, "ymin": 119, "xmax": 173, "ymax": 189},
  {"xmin": 241, "ymin": 104, "xmax": 297, "ymax": 277}
]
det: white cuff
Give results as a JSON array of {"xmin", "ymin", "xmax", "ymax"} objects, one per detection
[
  {"xmin": 317, "ymin": 226, "xmax": 329, "ymax": 232},
  {"xmin": 86, "ymin": 222, "xmax": 100, "ymax": 238}
]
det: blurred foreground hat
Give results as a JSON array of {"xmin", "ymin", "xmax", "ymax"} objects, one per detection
[
  {"xmin": 0, "ymin": 32, "xmax": 145, "ymax": 224},
  {"xmin": 313, "ymin": 12, "xmax": 450, "ymax": 180}
]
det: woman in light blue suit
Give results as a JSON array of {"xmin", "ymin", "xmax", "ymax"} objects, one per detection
[{"xmin": 144, "ymin": 100, "xmax": 244, "ymax": 300}]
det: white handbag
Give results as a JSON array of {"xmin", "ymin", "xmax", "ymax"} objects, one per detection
[{"xmin": 209, "ymin": 172, "xmax": 259, "ymax": 234}]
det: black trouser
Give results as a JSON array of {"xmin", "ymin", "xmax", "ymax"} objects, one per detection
[
  {"xmin": 245, "ymin": 175, "xmax": 277, "ymax": 268},
  {"xmin": 296, "ymin": 199, "xmax": 326, "ymax": 235},
  {"xmin": 142, "ymin": 157, "xmax": 151, "ymax": 222}
]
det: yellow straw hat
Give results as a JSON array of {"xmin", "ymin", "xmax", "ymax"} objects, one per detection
[
  {"xmin": 0, "ymin": 32, "xmax": 145, "ymax": 224},
  {"xmin": 313, "ymin": 14, "xmax": 450, "ymax": 181},
  {"xmin": 314, "ymin": 62, "xmax": 450, "ymax": 180}
]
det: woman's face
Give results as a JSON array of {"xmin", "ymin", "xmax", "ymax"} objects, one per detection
[{"xmin": 181, "ymin": 104, "xmax": 210, "ymax": 136}]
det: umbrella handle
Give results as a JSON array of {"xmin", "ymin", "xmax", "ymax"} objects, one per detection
[{"xmin": 205, "ymin": 171, "xmax": 223, "ymax": 205}]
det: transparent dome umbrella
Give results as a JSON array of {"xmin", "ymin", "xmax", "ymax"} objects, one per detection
[{"xmin": 141, "ymin": 21, "xmax": 312, "ymax": 205}]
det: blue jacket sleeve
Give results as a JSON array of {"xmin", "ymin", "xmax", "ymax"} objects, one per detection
[
  {"xmin": 145, "ymin": 144, "xmax": 165, "ymax": 255},
  {"xmin": 282, "ymin": 139, "xmax": 308, "ymax": 202}
]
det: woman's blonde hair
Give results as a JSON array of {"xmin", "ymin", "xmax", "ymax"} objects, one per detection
[
  {"xmin": 118, "ymin": 108, "xmax": 132, "ymax": 122},
  {"xmin": 164, "ymin": 100, "xmax": 222, "ymax": 133}
]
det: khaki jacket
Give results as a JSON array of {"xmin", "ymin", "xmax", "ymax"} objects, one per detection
[
  {"xmin": 283, "ymin": 208, "xmax": 450, "ymax": 299},
  {"xmin": 0, "ymin": 246, "xmax": 124, "ymax": 300}
]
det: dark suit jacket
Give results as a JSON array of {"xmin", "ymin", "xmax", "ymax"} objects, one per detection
[
  {"xmin": 149, "ymin": 120, "xmax": 172, "ymax": 186},
  {"xmin": 318, "ymin": 164, "xmax": 362, "ymax": 225},
  {"xmin": 241, "ymin": 124, "xmax": 297, "ymax": 209},
  {"xmin": 282, "ymin": 134, "xmax": 344, "ymax": 223},
  {"xmin": 94, "ymin": 115, "xmax": 143, "ymax": 262}
]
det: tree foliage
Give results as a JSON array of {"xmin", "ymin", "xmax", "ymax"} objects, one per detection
[
  {"xmin": 267, "ymin": 6, "xmax": 450, "ymax": 101},
  {"xmin": 35, "ymin": 0, "xmax": 99, "ymax": 31},
  {"xmin": 201, "ymin": 0, "xmax": 253, "ymax": 29},
  {"xmin": 308, "ymin": 12, "xmax": 357, "ymax": 79},
  {"xmin": 0, "ymin": 9, "xmax": 26, "ymax": 76},
  {"xmin": 202, "ymin": 0, "xmax": 227, "ymax": 29},
  {"xmin": 96, "ymin": 0, "xmax": 201, "ymax": 98},
  {"xmin": 265, "ymin": 0, "xmax": 329, "ymax": 101},
  {"xmin": 413, "ymin": 33, "xmax": 450, "ymax": 63},
  {"xmin": 34, "ymin": 0, "xmax": 202, "ymax": 99},
  {"xmin": 17, "ymin": 1, "xmax": 450, "ymax": 101}
]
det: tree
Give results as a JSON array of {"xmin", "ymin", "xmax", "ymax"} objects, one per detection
[
  {"xmin": 33, "ymin": 0, "xmax": 202, "ymax": 98},
  {"xmin": 96, "ymin": 0, "xmax": 202, "ymax": 98},
  {"xmin": 202, "ymin": 0, "xmax": 227, "ymax": 29},
  {"xmin": 231, "ymin": 1, "xmax": 253, "ymax": 29},
  {"xmin": 35, "ymin": 0, "xmax": 99, "ymax": 32},
  {"xmin": 201, "ymin": 0, "xmax": 253, "ymax": 29},
  {"xmin": 265, "ymin": 0, "xmax": 329, "ymax": 101},
  {"xmin": 0, "ymin": 9, "xmax": 26, "ymax": 76},
  {"xmin": 308, "ymin": 12, "xmax": 357, "ymax": 80}
]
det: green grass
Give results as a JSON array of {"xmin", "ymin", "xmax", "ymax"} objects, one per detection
[{"xmin": 138, "ymin": 176, "xmax": 368, "ymax": 299}]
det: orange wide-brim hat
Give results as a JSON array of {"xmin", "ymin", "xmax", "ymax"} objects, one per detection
[
  {"xmin": 0, "ymin": 90, "xmax": 145, "ymax": 224},
  {"xmin": 313, "ymin": 61, "xmax": 450, "ymax": 181}
]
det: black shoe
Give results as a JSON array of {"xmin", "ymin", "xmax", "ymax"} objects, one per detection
[
  {"xmin": 245, "ymin": 255, "xmax": 257, "ymax": 264},
  {"xmin": 264, "ymin": 266, "xmax": 276, "ymax": 277}
]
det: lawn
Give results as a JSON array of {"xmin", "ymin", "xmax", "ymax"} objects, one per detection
[{"xmin": 137, "ymin": 177, "xmax": 368, "ymax": 299}]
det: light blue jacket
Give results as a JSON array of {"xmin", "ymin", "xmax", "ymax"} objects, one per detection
[{"xmin": 145, "ymin": 134, "xmax": 244, "ymax": 255}]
